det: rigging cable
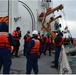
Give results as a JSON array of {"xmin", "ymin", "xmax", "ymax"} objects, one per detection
[
  {"xmin": 61, "ymin": 9, "xmax": 72, "ymax": 38},
  {"xmin": 61, "ymin": 9, "xmax": 68, "ymax": 28},
  {"xmin": 59, "ymin": 16, "xmax": 64, "ymax": 30}
]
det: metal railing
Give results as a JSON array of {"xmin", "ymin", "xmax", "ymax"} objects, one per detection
[{"xmin": 59, "ymin": 45, "xmax": 72, "ymax": 74}]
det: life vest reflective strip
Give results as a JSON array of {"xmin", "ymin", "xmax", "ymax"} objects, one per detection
[
  {"xmin": 0, "ymin": 32, "xmax": 11, "ymax": 50},
  {"xmin": 25, "ymin": 35, "xmax": 31, "ymax": 42},
  {"xmin": 30, "ymin": 39, "xmax": 40, "ymax": 55},
  {"xmin": 54, "ymin": 37, "xmax": 65, "ymax": 46},
  {"xmin": 46, "ymin": 37, "xmax": 51, "ymax": 43},
  {"xmin": 12, "ymin": 30, "xmax": 20, "ymax": 40}
]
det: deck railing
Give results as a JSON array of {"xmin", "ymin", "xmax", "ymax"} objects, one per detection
[{"xmin": 59, "ymin": 45, "xmax": 72, "ymax": 74}]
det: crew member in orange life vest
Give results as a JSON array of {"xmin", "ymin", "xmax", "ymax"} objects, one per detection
[
  {"xmin": 23, "ymin": 31, "xmax": 31, "ymax": 56},
  {"xmin": 12, "ymin": 27, "xmax": 22, "ymax": 57},
  {"xmin": 0, "ymin": 22, "xmax": 15, "ymax": 74},
  {"xmin": 38, "ymin": 32, "xmax": 41, "ymax": 42},
  {"xmin": 51, "ymin": 32, "xmax": 65, "ymax": 68},
  {"xmin": 26, "ymin": 30, "xmax": 40, "ymax": 74},
  {"xmin": 44, "ymin": 32, "xmax": 52, "ymax": 56},
  {"xmin": 41, "ymin": 34, "xmax": 46, "ymax": 54},
  {"xmin": 38, "ymin": 32, "xmax": 42, "ymax": 56}
]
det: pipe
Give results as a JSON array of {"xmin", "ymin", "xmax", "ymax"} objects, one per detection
[{"xmin": 18, "ymin": 0, "xmax": 35, "ymax": 31}]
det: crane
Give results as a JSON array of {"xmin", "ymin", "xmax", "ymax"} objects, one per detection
[
  {"xmin": 41, "ymin": 4, "xmax": 63, "ymax": 39},
  {"xmin": 47, "ymin": 15, "xmax": 62, "ymax": 29}
]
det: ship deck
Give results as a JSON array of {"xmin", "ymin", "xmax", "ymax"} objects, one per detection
[{"xmin": 9, "ymin": 51, "xmax": 58, "ymax": 74}]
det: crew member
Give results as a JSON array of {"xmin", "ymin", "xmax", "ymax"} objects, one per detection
[
  {"xmin": 0, "ymin": 22, "xmax": 15, "ymax": 74},
  {"xmin": 12, "ymin": 27, "xmax": 22, "ymax": 57},
  {"xmin": 44, "ymin": 32, "xmax": 52, "ymax": 56},
  {"xmin": 38, "ymin": 32, "xmax": 41, "ymax": 42},
  {"xmin": 23, "ymin": 31, "xmax": 31, "ymax": 56},
  {"xmin": 51, "ymin": 32, "xmax": 65, "ymax": 68},
  {"xmin": 26, "ymin": 30, "xmax": 40, "ymax": 74},
  {"xmin": 41, "ymin": 34, "xmax": 46, "ymax": 54},
  {"xmin": 38, "ymin": 32, "xmax": 42, "ymax": 56}
]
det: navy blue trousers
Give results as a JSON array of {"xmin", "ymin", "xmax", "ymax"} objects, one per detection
[
  {"xmin": 54, "ymin": 46, "xmax": 61, "ymax": 65},
  {"xmin": 41, "ymin": 44, "xmax": 45, "ymax": 53},
  {"xmin": 24, "ymin": 42, "xmax": 28, "ymax": 55},
  {"xmin": 0, "ymin": 49, "xmax": 12, "ymax": 74},
  {"xmin": 26, "ymin": 54, "xmax": 38, "ymax": 74},
  {"xmin": 44, "ymin": 43, "xmax": 51, "ymax": 55}
]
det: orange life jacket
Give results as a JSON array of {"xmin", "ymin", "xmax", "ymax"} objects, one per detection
[
  {"xmin": 73, "ymin": 40, "xmax": 76, "ymax": 46},
  {"xmin": 30, "ymin": 39, "xmax": 40, "ymax": 55},
  {"xmin": 41, "ymin": 38, "xmax": 45, "ymax": 43},
  {"xmin": 25, "ymin": 35, "xmax": 31, "ymax": 42},
  {"xmin": 46, "ymin": 37, "xmax": 51, "ymax": 44},
  {"xmin": 12, "ymin": 30, "xmax": 20, "ymax": 40},
  {"xmin": 0, "ymin": 32, "xmax": 11, "ymax": 50},
  {"xmin": 54, "ymin": 37, "xmax": 65, "ymax": 46}
]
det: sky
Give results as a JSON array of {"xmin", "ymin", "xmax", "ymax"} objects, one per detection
[{"xmin": 52, "ymin": 0, "xmax": 76, "ymax": 38}]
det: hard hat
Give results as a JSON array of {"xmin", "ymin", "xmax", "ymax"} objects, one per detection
[
  {"xmin": 56, "ymin": 29, "xmax": 61, "ymax": 33},
  {"xmin": 47, "ymin": 32, "xmax": 50, "ymax": 36},
  {"xmin": 27, "ymin": 31, "xmax": 30, "ymax": 34},
  {"xmin": 32, "ymin": 30, "xmax": 38, "ymax": 35}
]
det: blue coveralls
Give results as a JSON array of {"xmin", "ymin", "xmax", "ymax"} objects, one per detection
[
  {"xmin": 54, "ymin": 46, "xmax": 61, "ymax": 66},
  {"xmin": 23, "ymin": 34, "xmax": 31, "ymax": 56},
  {"xmin": 11, "ymin": 30, "xmax": 21, "ymax": 57},
  {"xmin": 41, "ymin": 36, "xmax": 46, "ymax": 54},
  {"xmin": 53, "ymin": 36, "xmax": 62, "ymax": 67},
  {"xmin": 26, "ymin": 38, "xmax": 39, "ymax": 74},
  {"xmin": 44, "ymin": 37, "xmax": 51, "ymax": 56},
  {"xmin": 0, "ymin": 33, "xmax": 15, "ymax": 74}
]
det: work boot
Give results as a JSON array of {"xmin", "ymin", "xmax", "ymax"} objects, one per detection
[
  {"xmin": 11, "ymin": 55, "xmax": 14, "ymax": 58},
  {"xmin": 51, "ymin": 61, "xmax": 55, "ymax": 63},
  {"xmin": 49, "ymin": 54, "xmax": 51, "ymax": 56},
  {"xmin": 15, "ymin": 55, "xmax": 20, "ymax": 58},
  {"xmin": 51, "ymin": 65, "xmax": 58, "ymax": 69},
  {"xmin": 24, "ymin": 53, "xmax": 26, "ymax": 56},
  {"xmin": 44, "ymin": 52, "xmax": 46, "ymax": 55}
]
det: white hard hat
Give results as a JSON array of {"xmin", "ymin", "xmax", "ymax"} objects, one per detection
[{"xmin": 32, "ymin": 30, "xmax": 38, "ymax": 35}]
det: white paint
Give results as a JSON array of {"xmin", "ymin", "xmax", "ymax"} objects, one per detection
[{"xmin": 0, "ymin": 0, "xmax": 56, "ymax": 50}]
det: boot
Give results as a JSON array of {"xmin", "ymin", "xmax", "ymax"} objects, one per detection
[
  {"xmin": 51, "ymin": 61, "xmax": 55, "ymax": 63},
  {"xmin": 51, "ymin": 64, "xmax": 58, "ymax": 69}
]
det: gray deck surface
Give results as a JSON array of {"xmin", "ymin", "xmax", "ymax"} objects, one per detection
[
  {"xmin": 10, "ymin": 51, "xmax": 58, "ymax": 74},
  {"xmin": 0, "ymin": 51, "xmax": 58, "ymax": 74}
]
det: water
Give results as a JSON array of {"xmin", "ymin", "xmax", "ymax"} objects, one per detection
[
  {"xmin": 68, "ymin": 56, "xmax": 76, "ymax": 74},
  {"xmin": 64, "ymin": 44, "xmax": 76, "ymax": 74}
]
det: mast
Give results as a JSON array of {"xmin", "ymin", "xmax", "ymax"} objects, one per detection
[
  {"xmin": 8, "ymin": 0, "xmax": 12, "ymax": 33},
  {"xmin": 8, "ymin": 0, "xmax": 18, "ymax": 33}
]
